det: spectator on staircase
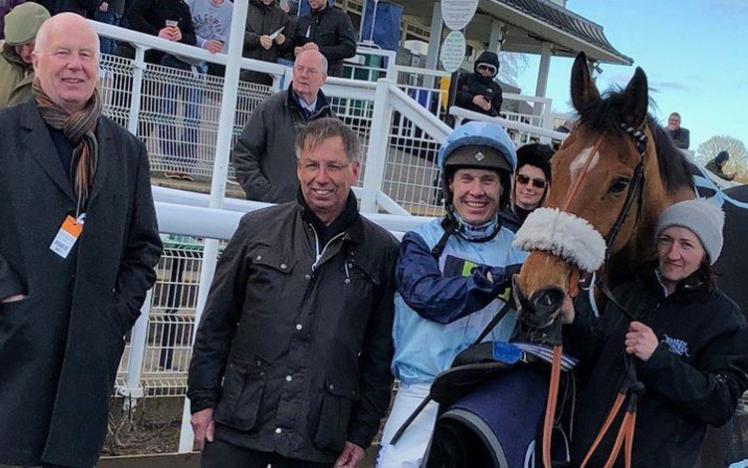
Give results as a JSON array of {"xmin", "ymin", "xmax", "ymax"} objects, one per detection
[{"xmin": 455, "ymin": 50, "xmax": 504, "ymax": 118}]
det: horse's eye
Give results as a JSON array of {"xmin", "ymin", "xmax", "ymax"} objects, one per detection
[{"xmin": 609, "ymin": 178, "xmax": 630, "ymax": 194}]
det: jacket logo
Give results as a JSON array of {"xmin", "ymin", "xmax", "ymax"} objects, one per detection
[
  {"xmin": 662, "ymin": 334, "xmax": 690, "ymax": 357},
  {"xmin": 474, "ymin": 151, "xmax": 485, "ymax": 162}
]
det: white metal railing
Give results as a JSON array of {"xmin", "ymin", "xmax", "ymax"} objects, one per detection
[
  {"xmin": 92, "ymin": 19, "xmax": 559, "ymax": 214},
  {"xmin": 340, "ymin": 45, "xmax": 397, "ymax": 82},
  {"xmin": 395, "ymin": 65, "xmax": 452, "ymax": 122},
  {"xmin": 450, "ymin": 106, "xmax": 568, "ymax": 146}
]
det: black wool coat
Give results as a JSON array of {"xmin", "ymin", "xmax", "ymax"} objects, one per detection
[{"xmin": 0, "ymin": 100, "xmax": 162, "ymax": 467}]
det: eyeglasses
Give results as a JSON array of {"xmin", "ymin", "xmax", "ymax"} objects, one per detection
[
  {"xmin": 516, "ymin": 174, "xmax": 547, "ymax": 189},
  {"xmin": 477, "ymin": 64, "xmax": 497, "ymax": 74},
  {"xmin": 299, "ymin": 160, "xmax": 350, "ymax": 174},
  {"xmin": 294, "ymin": 64, "xmax": 322, "ymax": 76}
]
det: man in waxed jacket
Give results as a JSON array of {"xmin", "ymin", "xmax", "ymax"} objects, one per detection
[
  {"xmin": 0, "ymin": 2, "xmax": 49, "ymax": 109},
  {"xmin": 188, "ymin": 117, "xmax": 398, "ymax": 468},
  {"xmin": 455, "ymin": 50, "xmax": 503, "ymax": 118},
  {"xmin": 233, "ymin": 49, "xmax": 334, "ymax": 203},
  {"xmin": 291, "ymin": 0, "xmax": 355, "ymax": 77},
  {"xmin": 377, "ymin": 122, "xmax": 527, "ymax": 467}
]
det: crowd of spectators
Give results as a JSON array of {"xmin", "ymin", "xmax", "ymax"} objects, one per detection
[{"xmin": 1, "ymin": 0, "xmax": 356, "ymax": 78}]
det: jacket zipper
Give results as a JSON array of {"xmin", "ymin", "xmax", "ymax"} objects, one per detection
[{"xmin": 310, "ymin": 226, "xmax": 346, "ymax": 272}]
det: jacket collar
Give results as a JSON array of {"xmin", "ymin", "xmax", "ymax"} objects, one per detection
[
  {"xmin": 20, "ymin": 100, "xmax": 115, "ymax": 208},
  {"xmin": 297, "ymin": 191, "xmax": 364, "ymax": 245},
  {"xmin": 310, "ymin": 3, "xmax": 330, "ymax": 17},
  {"xmin": 643, "ymin": 267, "xmax": 711, "ymax": 303},
  {"xmin": 285, "ymin": 84, "xmax": 331, "ymax": 119}
]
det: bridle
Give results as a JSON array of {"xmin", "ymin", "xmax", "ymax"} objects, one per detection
[
  {"xmin": 604, "ymin": 124, "xmax": 648, "ymax": 263},
  {"xmin": 571, "ymin": 124, "xmax": 649, "ymax": 292}
]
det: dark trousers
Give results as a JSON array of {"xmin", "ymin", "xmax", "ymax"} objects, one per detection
[{"xmin": 201, "ymin": 439, "xmax": 334, "ymax": 468}]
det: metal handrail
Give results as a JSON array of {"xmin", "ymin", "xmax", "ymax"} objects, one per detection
[
  {"xmin": 449, "ymin": 106, "xmax": 568, "ymax": 144},
  {"xmin": 89, "ymin": 20, "xmax": 288, "ymax": 77}
]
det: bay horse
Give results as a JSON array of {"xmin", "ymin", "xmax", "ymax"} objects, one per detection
[{"xmin": 511, "ymin": 52, "xmax": 748, "ymax": 467}]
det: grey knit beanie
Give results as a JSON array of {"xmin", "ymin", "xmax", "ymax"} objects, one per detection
[{"xmin": 655, "ymin": 200, "xmax": 725, "ymax": 265}]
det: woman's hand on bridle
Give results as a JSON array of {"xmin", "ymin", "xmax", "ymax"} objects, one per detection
[
  {"xmin": 560, "ymin": 294, "xmax": 575, "ymax": 324},
  {"xmin": 625, "ymin": 321, "xmax": 658, "ymax": 361}
]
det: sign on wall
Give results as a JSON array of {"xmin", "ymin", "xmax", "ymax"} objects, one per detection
[
  {"xmin": 441, "ymin": 0, "xmax": 480, "ymax": 31},
  {"xmin": 439, "ymin": 30, "xmax": 467, "ymax": 73}
]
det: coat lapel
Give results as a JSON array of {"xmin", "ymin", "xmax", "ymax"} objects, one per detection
[
  {"xmin": 20, "ymin": 102, "xmax": 77, "ymax": 204},
  {"xmin": 87, "ymin": 117, "xmax": 114, "ymax": 206}
]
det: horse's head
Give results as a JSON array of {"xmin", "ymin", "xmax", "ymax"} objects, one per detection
[{"xmin": 514, "ymin": 52, "xmax": 691, "ymax": 327}]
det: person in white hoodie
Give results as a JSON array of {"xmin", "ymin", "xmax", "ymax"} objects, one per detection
[{"xmin": 187, "ymin": 0, "xmax": 232, "ymax": 76}]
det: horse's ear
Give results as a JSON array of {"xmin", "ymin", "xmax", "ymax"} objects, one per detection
[
  {"xmin": 622, "ymin": 67, "xmax": 648, "ymax": 128},
  {"xmin": 570, "ymin": 52, "xmax": 600, "ymax": 113}
]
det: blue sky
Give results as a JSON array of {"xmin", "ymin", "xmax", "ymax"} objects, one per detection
[{"xmin": 512, "ymin": 0, "xmax": 748, "ymax": 153}]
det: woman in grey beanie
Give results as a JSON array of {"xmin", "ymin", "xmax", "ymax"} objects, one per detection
[{"xmin": 563, "ymin": 199, "xmax": 748, "ymax": 467}]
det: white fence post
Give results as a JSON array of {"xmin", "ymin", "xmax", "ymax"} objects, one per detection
[
  {"xmin": 177, "ymin": 0, "xmax": 250, "ymax": 453},
  {"xmin": 119, "ymin": 288, "xmax": 152, "ymax": 402},
  {"xmin": 540, "ymin": 97, "xmax": 555, "ymax": 144},
  {"xmin": 384, "ymin": 49, "xmax": 398, "ymax": 82},
  {"xmin": 360, "ymin": 79, "xmax": 394, "ymax": 213},
  {"xmin": 127, "ymin": 46, "xmax": 146, "ymax": 136}
]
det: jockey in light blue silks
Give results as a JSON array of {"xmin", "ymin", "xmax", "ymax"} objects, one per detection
[{"xmin": 377, "ymin": 122, "xmax": 528, "ymax": 467}]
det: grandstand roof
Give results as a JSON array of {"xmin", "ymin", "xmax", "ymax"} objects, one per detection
[{"xmin": 400, "ymin": 0, "xmax": 632, "ymax": 65}]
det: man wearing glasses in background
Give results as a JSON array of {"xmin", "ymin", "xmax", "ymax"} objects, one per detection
[
  {"xmin": 666, "ymin": 112, "xmax": 690, "ymax": 150},
  {"xmin": 233, "ymin": 49, "xmax": 335, "ymax": 203},
  {"xmin": 455, "ymin": 50, "xmax": 503, "ymax": 118}
]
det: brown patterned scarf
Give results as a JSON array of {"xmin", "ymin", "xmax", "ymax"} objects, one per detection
[{"xmin": 33, "ymin": 78, "xmax": 102, "ymax": 211}]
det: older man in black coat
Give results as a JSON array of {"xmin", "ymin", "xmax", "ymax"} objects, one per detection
[{"xmin": 0, "ymin": 13, "xmax": 162, "ymax": 468}]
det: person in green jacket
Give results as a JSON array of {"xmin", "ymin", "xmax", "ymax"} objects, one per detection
[
  {"xmin": 0, "ymin": 2, "xmax": 50, "ymax": 109},
  {"xmin": 705, "ymin": 150, "xmax": 736, "ymax": 181}
]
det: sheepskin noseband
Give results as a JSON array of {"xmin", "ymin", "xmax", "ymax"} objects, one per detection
[{"xmin": 512, "ymin": 207, "xmax": 606, "ymax": 273}]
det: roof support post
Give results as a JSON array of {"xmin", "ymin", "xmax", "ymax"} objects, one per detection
[
  {"xmin": 425, "ymin": 1, "xmax": 443, "ymax": 90},
  {"xmin": 534, "ymin": 41, "xmax": 552, "ymax": 114},
  {"xmin": 489, "ymin": 20, "xmax": 506, "ymax": 54}
]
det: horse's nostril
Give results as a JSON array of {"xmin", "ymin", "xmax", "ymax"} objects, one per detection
[{"xmin": 531, "ymin": 288, "xmax": 565, "ymax": 317}]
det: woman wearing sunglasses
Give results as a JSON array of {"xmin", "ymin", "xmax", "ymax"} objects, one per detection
[{"xmin": 501, "ymin": 143, "xmax": 553, "ymax": 232}]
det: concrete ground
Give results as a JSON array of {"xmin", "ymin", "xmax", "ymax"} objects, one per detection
[{"xmin": 100, "ymin": 446, "xmax": 379, "ymax": 468}]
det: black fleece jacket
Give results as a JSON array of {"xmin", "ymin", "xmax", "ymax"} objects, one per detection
[
  {"xmin": 455, "ymin": 50, "xmax": 503, "ymax": 117},
  {"xmin": 565, "ymin": 270, "xmax": 748, "ymax": 467}
]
